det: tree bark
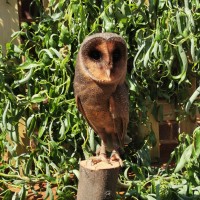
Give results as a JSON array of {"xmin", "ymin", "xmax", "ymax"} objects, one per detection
[{"xmin": 77, "ymin": 159, "xmax": 120, "ymax": 200}]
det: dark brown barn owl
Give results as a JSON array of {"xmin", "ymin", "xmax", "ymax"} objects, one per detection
[{"xmin": 74, "ymin": 33, "xmax": 131, "ymax": 166}]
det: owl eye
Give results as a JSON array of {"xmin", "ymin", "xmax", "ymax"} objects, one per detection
[
  {"xmin": 89, "ymin": 50, "xmax": 102, "ymax": 61},
  {"xmin": 112, "ymin": 49, "xmax": 121, "ymax": 62}
]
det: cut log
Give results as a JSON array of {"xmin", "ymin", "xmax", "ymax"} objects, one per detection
[{"xmin": 77, "ymin": 158, "xmax": 120, "ymax": 200}]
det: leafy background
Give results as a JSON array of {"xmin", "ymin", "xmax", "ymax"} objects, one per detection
[{"xmin": 0, "ymin": 0, "xmax": 200, "ymax": 199}]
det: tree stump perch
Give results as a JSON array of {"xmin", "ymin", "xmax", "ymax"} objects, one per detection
[{"xmin": 77, "ymin": 159, "xmax": 121, "ymax": 200}]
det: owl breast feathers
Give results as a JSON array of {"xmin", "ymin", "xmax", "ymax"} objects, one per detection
[{"xmin": 74, "ymin": 33, "xmax": 130, "ymax": 153}]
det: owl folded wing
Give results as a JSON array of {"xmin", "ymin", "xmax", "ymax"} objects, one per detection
[
  {"xmin": 75, "ymin": 95, "xmax": 99, "ymax": 134},
  {"xmin": 109, "ymin": 84, "xmax": 129, "ymax": 149}
]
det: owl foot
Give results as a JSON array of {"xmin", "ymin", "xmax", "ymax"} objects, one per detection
[
  {"xmin": 91, "ymin": 140, "xmax": 109, "ymax": 165},
  {"xmin": 110, "ymin": 150, "xmax": 123, "ymax": 167},
  {"xmin": 94, "ymin": 154, "xmax": 109, "ymax": 164},
  {"xmin": 87, "ymin": 154, "xmax": 109, "ymax": 166}
]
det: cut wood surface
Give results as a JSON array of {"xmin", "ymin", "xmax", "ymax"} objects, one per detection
[{"xmin": 77, "ymin": 159, "xmax": 120, "ymax": 200}]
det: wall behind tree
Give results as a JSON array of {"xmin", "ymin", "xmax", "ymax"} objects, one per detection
[{"xmin": 0, "ymin": 0, "xmax": 19, "ymax": 54}]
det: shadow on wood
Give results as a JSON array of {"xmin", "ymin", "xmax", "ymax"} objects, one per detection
[{"xmin": 77, "ymin": 159, "xmax": 120, "ymax": 200}]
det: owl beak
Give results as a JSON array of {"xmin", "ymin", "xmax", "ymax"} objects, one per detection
[{"xmin": 105, "ymin": 69, "xmax": 111, "ymax": 78}]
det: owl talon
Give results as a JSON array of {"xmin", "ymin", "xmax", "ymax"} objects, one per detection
[
  {"xmin": 87, "ymin": 154, "xmax": 110, "ymax": 166},
  {"xmin": 99, "ymin": 153, "xmax": 110, "ymax": 164},
  {"xmin": 110, "ymin": 150, "xmax": 123, "ymax": 167}
]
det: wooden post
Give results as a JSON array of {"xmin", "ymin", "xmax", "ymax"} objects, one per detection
[{"xmin": 77, "ymin": 159, "xmax": 120, "ymax": 200}]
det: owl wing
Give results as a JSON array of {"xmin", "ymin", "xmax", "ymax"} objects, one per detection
[
  {"xmin": 75, "ymin": 96, "xmax": 99, "ymax": 134},
  {"xmin": 109, "ymin": 83, "xmax": 129, "ymax": 149}
]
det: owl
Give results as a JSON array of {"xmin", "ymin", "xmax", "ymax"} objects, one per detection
[{"xmin": 74, "ymin": 33, "xmax": 131, "ymax": 166}]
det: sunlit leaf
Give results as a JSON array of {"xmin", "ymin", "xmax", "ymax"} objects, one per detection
[{"xmin": 174, "ymin": 144, "xmax": 193, "ymax": 173}]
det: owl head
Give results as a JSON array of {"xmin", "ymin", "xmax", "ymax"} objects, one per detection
[{"xmin": 78, "ymin": 33, "xmax": 127, "ymax": 84}]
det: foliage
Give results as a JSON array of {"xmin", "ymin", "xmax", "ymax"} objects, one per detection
[
  {"xmin": 119, "ymin": 128, "xmax": 200, "ymax": 200},
  {"xmin": 0, "ymin": 0, "xmax": 200, "ymax": 199}
]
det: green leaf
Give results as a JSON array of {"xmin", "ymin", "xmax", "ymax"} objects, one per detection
[
  {"xmin": 146, "ymin": 194, "xmax": 157, "ymax": 200},
  {"xmin": 72, "ymin": 169, "xmax": 80, "ymax": 180},
  {"xmin": 102, "ymin": 11, "xmax": 114, "ymax": 32},
  {"xmin": 171, "ymin": 44, "xmax": 188, "ymax": 84},
  {"xmin": 185, "ymin": 86, "xmax": 200, "ymax": 114},
  {"xmin": 38, "ymin": 116, "xmax": 48, "ymax": 138},
  {"xmin": 49, "ymin": 47, "xmax": 62, "ymax": 59},
  {"xmin": 58, "ymin": 118, "xmax": 66, "ymax": 140},
  {"xmin": 19, "ymin": 185, "xmax": 26, "ymax": 200},
  {"xmin": 17, "ymin": 62, "xmax": 42, "ymax": 70},
  {"xmin": 89, "ymin": 128, "xmax": 95, "ymax": 152},
  {"xmin": 51, "ymin": 12, "xmax": 63, "ymax": 21},
  {"xmin": 27, "ymin": 114, "xmax": 36, "ymax": 137},
  {"xmin": 174, "ymin": 144, "xmax": 193, "ymax": 173},
  {"xmin": 131, "ymin": 164, "xmax": 145, "ymax": 180},
  {"xmin": 31, "ymin": 94, "xmax": 46, "ymax": 103},
  {"xmin": 193, "ymin": 127, "xmax": 200, "ymax": 158},
  {"xmin": 39, "ymin": 49, "xmax": 54, "ymax": 59}
]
